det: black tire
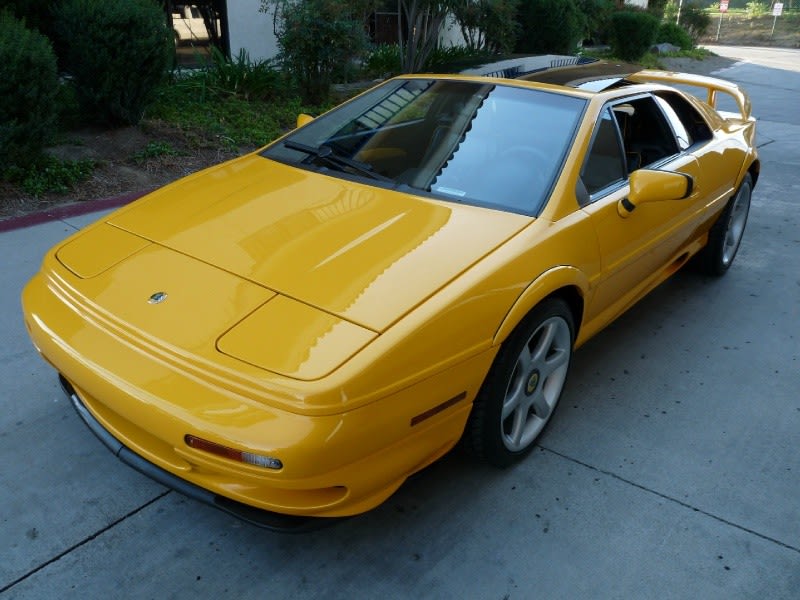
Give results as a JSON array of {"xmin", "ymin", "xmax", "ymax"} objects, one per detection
[
  {"xmin": 697, "ymin": 174, "xmax": 752, "ymax": 276},
  {"xmin": 464, "ymin": 298, "xmax": 574, "ymax": 467}
]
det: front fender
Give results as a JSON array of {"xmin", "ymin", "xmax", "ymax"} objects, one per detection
[{"xmin": 493, "ymin": 266, "xmax": 590, "ymax": 346}]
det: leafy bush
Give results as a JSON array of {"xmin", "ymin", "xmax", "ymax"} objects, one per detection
[
  {"xmin": 0, "ymin": 0, "xmax": 70, "ymax": 70},
  {"xmin": 150, "ymin": 78, "xmax": 333, "ymax": 150},
  {"xmin": 4, "ymin": 155, "xmax": 95, "ymax": 197},
  {"xmin": 576, "ymin": 0, "xmax": 615, "ymax": 45},
  {"xmin": 132, "ymin": 141, "xmax": 179, "ymax": 165},
  {"xmin": 55, "ymin": 0, "xmax": 173, "ymax": 126},
  {"xmin": 424, "ymin": 45, "xmax": 493, "ymax": 71},
  {"xmin": 364, "ymin": 44, "xmax": 402, "ymax": 78},
  {"xmin": 609, "ymin": 9, "xmax": 660, "ymax": 61},
  {"xmin": 0, "ymin": 0, "xmax": 53, "ymax": 32},
  {"xmin": 679, "ymin": 2, "xmax": 711, "ymax": 42},
  {"xmin": 0, "ymin": 12, "xmax": 59, "ymax": 168},
  {"xmin": 200, "ymin": 47, "xmax": 284, "ymax": 101},
  {"xmin": 645, "ymin": 0, "xmax": 669, "ymax": 20},
  {"xmin": 451, "ymin": 0, "xmax": 520, "ymax": 54},
  {"xmin": 364, "ymin": 43, "xmax": 488, "ymax": 79},
  {"xmin": 746, "ymin": 1, "xmax": 769, "ymax": 17},
  {"xmin": 657, "ymin": 21, "xmax": 693, "ymax": 50},
  {"xmin": 664, "ymin": 0, "xmax": 679, "ymax": 22},
  {"xmin": 262, "ymin": 0, "xmax": 369, "ymax": 103},
  {"xmin": 515, "ymin": 0, "xmax": 586, "ymax": 55}
]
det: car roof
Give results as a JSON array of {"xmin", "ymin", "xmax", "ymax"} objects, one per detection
[
  {"xmin": 517, "ymin": 60, "xmax": 645, "ymax": 90},
  {"xmin": 463, "ymin": 57, "xmax": 645, "ymax": 93}
]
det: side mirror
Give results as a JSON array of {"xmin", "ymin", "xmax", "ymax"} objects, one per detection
[
  {"xmin": 618, "ymin": 169, "xmax": 694, "ymax": 218},
  {"xmin": 296, "ymin": 113, "xmax": 314, "ymax": 128}
]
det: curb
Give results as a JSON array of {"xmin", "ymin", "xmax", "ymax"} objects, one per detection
[{"xmin": 0, "ymin": 190, "xmax": 150, "ymax": 234}]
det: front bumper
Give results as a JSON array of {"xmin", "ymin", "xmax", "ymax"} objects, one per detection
[
  {"xmin": 23, "ymin": 267, "xmax": 489, "ymax": 520},
  {"xmin": 59, "ymin": 375, "xmax": 324, "ymax": 532}
]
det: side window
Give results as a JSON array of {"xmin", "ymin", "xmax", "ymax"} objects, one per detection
[
  {"xmin": 654, "ymin": 96, "xmax": 691, "ymax": 150},
  {"xmin": 581, "ymin": 108, "xmax": 626, "ymax": 196},
  {"xmin": 611, "ymin": 96, "xmax": 679, "ymax": 172},
  {"xmin": 655, "ymin": 91, "xmax": 713, "ymax": 149}
]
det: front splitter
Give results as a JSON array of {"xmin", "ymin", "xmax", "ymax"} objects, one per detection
[{"xmin": 59, "ymin": 375, "xmax": 343, "ymax": 533}]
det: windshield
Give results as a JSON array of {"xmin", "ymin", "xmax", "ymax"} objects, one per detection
[{"xmin": 262, "ymin": 78, "xmax": 586, "ymax": 215}]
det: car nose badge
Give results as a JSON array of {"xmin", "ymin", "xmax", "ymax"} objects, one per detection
[{"xmin": 148, "ymin": 291, "xmax": 168, "ymax": 304}]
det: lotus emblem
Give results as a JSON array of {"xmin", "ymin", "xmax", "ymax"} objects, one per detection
[
  {"xmin": 526, "ymin": 371, "xmax": 540, "ymax": 395},
  {"xmin": 148, "ymin": 291, "xmax": 168, "ymax": 305}
]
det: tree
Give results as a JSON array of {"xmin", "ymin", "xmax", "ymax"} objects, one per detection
[{"xmin": 397, "ymin": 0, "xmax": 455, "ymax": 73}]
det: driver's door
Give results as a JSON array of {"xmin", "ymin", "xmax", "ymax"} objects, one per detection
[{"xmin": 580, "ymin": 96, "xmax": 704, "ymax": 328}]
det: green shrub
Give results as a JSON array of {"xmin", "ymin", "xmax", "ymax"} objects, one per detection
[
  {"xmin": 55, "ymin": 0, "xmax": 172, "ymax": 126},
  {"xmin": 451, "ymin": 0, "xmax": 520, "ymax": 54},
  {"xmin": 4, "ymin": 155, "xmax": 95, "ymax": 197},
  {"xmin": 150, "ymin": 79, "xmax": 332, "ymax": 150},
  {"xmin": 200, "ymin": 47, "xmax": 284, "ymax": 101},
  {"xmin": 657, "ymin": 21, "xmax": 693, "ymax": 50},
  {"xmin": 515, "ymin": 0, "xmax": 586, "ymax": 55},
  {"xmin": 664, "ymin": 0, "xmax": 679, "ymax": 22},
  {"xmin": 609, "ymin": 9, "xmax": 660, "ymax": 61},
  {"xmin": 364, "ymin": 44, "xmax": 402, "ymax": 78},
  {"xmin": 0, "ymin": 12, "xmax": 59, "ymax": 168},
  {"xmin": 132, "ymin": 141, "xmax": 179, "ymax": 165},
  {"xmin": 745, "ymin": 1, "xmax": 769, "ymax": 17},
  {"xmin": 0, "ymin": 0, "xmax": 53, "ymax": 32},
  {"xmin": 679, "ymin": 2, "xmax": 711, "ymax": 42},
  {"xmin": 646, "ymin": 0, "xmax": 669, "ymax": 20},
  {"xmin": 261, "ymin": 0, "xmax": 369, "ymax": 104},
  {"xmin": 0, "ymin": 0, "xmax": 70, "ymax": 70},
  {"xmin": 576, "ymin": 0, "xmax": 615, "ymax": 44},
  {"xmin": 424, "ymin": 45, "xmax": 493, "ymax": 72}
]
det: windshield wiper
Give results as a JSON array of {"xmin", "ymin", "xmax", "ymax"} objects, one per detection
[{"xmin": 283, "ymin": 140, "xmax": 393, "ymax": 183}]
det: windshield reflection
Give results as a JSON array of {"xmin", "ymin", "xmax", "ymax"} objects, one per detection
[{"xmin": 263, "ymin": 79, "xmax": 586, "ymax": 216}]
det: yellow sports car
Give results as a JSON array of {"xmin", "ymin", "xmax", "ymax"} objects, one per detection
[{"xmin": 22, "ymin": 61, "xmax": 759, "ymax": 529}]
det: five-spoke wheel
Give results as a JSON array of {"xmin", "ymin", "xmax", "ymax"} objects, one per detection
[
  {"xmin": 698, "ymin": 174, "xmax": 752, "ymax": 276},
  {"xmin": 465, "ymin": 298, "xmax": 574, "ymax": 467}
]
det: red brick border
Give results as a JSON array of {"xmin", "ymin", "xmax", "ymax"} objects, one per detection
[{"xmin": 0, "ymin": 190, "xmax": 150, "ymax": 233}]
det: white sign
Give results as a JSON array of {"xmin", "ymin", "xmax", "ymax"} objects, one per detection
[{"xmin": 773, "ymin": 2, "xmax": 784, "ymax": 16}]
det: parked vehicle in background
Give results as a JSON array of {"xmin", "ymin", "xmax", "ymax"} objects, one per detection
[{"xmin": 172, "ymin": 4, "xmax": 211, "ymax": 44}]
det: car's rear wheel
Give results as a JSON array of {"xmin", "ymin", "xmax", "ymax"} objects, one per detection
[
  {"xmin": 697, "ymin": 174, "xmax": 752, "ymax": 276},
  {"xmin": 464, "ymin": 298, "xmax": 574, "ymax": 467}
]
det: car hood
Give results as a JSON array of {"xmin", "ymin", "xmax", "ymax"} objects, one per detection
[{"xmin": 108, "ymin": 155, "xmax": 532, "ymax": 332}]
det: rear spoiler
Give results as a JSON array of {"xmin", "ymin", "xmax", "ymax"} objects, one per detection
[{"xmin": 628, "ymin": 70, "xmax": 752, "ymax": 120}]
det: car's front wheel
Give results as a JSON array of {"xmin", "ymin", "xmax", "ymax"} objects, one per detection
[
  {"xmin": 697, "ymin": 174, "xmax": 752, "ymax": 276},
  {"xmin": 465, "ymin": 298, "xmax": 574, "ymax": 467}
]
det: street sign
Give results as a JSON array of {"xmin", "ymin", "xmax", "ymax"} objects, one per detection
[
  {"xmin": 773, "ymin": 3, "xmax": 783, "ymax": 16},
  {"xmin": 716, "ymin": 0, "xmax": 728, "ymax": 41}
]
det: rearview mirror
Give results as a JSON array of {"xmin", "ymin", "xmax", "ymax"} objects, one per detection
[
  {"xmin": 296, "ymin": 113, "xmax": 314, "ymax": 128},
  {"xmin": 618, "ymin": 169, "xmax": 694, "ymax": 217}
]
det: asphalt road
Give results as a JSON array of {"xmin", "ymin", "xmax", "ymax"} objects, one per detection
[{"xmin": 2, "ymin": 48, "xmax": 798, "ymax": 599}]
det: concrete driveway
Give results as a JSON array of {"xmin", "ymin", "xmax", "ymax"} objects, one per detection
[{"xmin": 2, "ymin": 48, "xmax": 798, "ymax": 599}]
